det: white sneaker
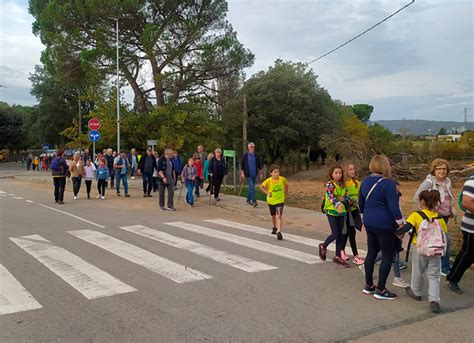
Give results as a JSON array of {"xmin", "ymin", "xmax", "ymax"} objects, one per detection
[
  {"xmin": 392, "ymin": 277, "xmax": 410, "ymax": 288},
  {"xmin": 131, "ymin": 176, "xmax": 135, "ymax": 180},
  {"xmin": 358, "ymin": 264, "xmax": 365, "ymax": 275},
  {"xmin": 73, "ymin": 196, "xmax": 77, "ymax": 200},
  {"xmin": 96, "ymin": 195, "xmax": 101, "ymax": 199},
  {"xmin": 101, "ymin": 196, "xmax": 105, "ymax": 200}
]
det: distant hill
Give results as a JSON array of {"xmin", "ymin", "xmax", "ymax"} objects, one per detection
[{"xmin": 375, "ymin": 120, "xmax": 474, "ymax": 136}]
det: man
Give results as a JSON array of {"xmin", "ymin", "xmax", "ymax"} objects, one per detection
[
  {"xmin": 157, "ymin": 148, "xmax": 176, "ymax": 211},
  {"xmin": 197, "ymin": 145, "xmax": 207, "ymax": 163},
  {"xmin": 446, "ymin": 175, "xmax": 474, "ymax": 294},
  {"xmin": 113, "ymin": 151, "xmax": 130, "ymax": 197},
  {"xmin": 26, "ymin": 153, "xmax": 32, "ymax": 171},
  {"xmin": 51, "ymin": 150, "xmax": 69, "ymax": 204},
  {"xmin": 82, "ymin": 149, "xmax": 91, "ymax": 164},
  {"xmin": 104, "ymin": 148, "xmax": 115, "ymax": 188},
  {"xmin": 241, "ymin": 142, "xmax": 263, "ymax": 207},
  {"xmin": 172, "ymin": 150, "xmax": 182, "ymax": 189},
  {"xmin": 138, "ymin": 149, "xmax": 157, "ymax": 197},
  {"xmin": 128, "ymin": 148, "xmax": 138, "ymax": 180}
]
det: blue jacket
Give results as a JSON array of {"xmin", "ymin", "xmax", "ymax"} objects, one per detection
[
  {"xmin": 96, "ymin": 166, "xmax": 110, "ymax": 180},
  {"xmin": 359, "ymin": 175, "xmax": 403, "ymax": 231}
]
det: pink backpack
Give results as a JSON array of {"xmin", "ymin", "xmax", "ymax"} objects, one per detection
[{"xmin": 415, "ymin": 211, "xmax": 446, "ymax": 257}]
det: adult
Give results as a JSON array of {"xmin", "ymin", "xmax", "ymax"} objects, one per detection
[
  {"xmin": 139, "ymin": 149, "xmax": 157, "ymax": 197},
  {"xmin": 414, "ymin": 158, "xmax": 456, "ymax": 276},
  {"xmin": 82, "ymin": 149, "xmax": 91, "ymax": 164},
  {"xmin": 157, "ymin": 148, "xmax": 176, "ymax": 211},
  {"xmin": 209, "ymin": 148, "xmax": 227, "ymax": 202},
  {"xmin": 128, "ymin": 148, "xmax": 138, "ymax": 180},
  {"xmin": 241, "ymin": 142, "xmax": 263, "ymax": 207},
  {"xmin": 70, "ymin": 152, "xmax": 84, "ymax": 200},
  {"xmin": 104, "ymin": 148, "xmax": 115, "ymax": 188},
  {"xmin": 26, "ymin": 153, "xmax": 32, "ymax": 171},
  {"xmin": 51, "ymin": 149, "xmax": 69, "ymax": 204},
  {"xmin": 172, "ymin": 150, "xmax": 182, "ymax": 189},
  {"xmin": 197, "ymin": 145, "xmax": 207, "ymax": 163},
  {"xmin": 113, "ymin": 151, "xmax": 130, "ymax": 197},
  {"xmin": 359, "ymin": 155, "xmax": 404, "ymax": 300},
  {"xmin": 446, "ymin": 175, "xmax": 474, "ymax": 294}
]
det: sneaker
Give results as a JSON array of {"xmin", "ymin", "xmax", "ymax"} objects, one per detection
[
  {"xmin": 131, "ymin": 176, "xmax": 135, "ymax": 180},
  {"xmin": 143, "ymin": 193, "xmax": 147, "ymax": 197},
  {"xmin": 55, "ymin": 200, "xmax": 59, "ymax": 203},
  {"xmin": 73, "ymin": 196, "xmax": 77, "ymax": 200},
  {"xmin": 333, "ymin": 256, "xmax": 350, "ymax": 268},
  {"xmin": 353, "ymin": 256, "xmax": 365, "ymax": 265},
  {"xmin": 340, "ymin": 250, "xmax": 349, "ymax": 261},
  {"xmin": 277, "ymin": 232, "xmax": 283, "ymax": 240},
  {"xmin": 215, "ymin": 197, "xmax": 221, "ymax": 202},
  {"xmin": 358, "ymin": 264, "xmax": 366, "ymax": 275},
  {"xmin": 125, "ymin": 194, "xmax": 130, "ymax": 198},
  {"xmin": 246, "ymin": 199, "xmax": 251, "ymax": 205},
  {"xmin": 147, "ymin": 194, "xmax": 152, "ymax": 197},
  {"xmin": 399, "ymin": 262, "xmax": 407, "ymax": 270},
  {"xmin": 430, "ymin": 301, "xmax": 441, "ymax": 314},
  {"xmin": 58, "ymin": 201, "xmax": 65, "ymax": 205},
  {"xmin": 392, "ymin": 277, "xmax": 410, "ymax": 289},
  {"xmin": 374, "ymin": 288, "xmax": 397, "ymax": 300},
  {"xmin": 96, "ymin": 195, "xmax": 101, "ymax": 199},
  {"xmin": 441, "ymin": 269, "xmax": 450, "ymax": 277},
  {"xmin": 252, "ymin": 202, "xmax": 258, "ymax": 208},
  {"xmin": 445, "ymin": 281, "xmax": 462, "ymax": 294},
  {"xmin": 166, "ymin": 207, "xmax": 176, "ymax": 211},
  {"xmin": 362, "ymin": 284, "xmax": 376, "ymax": 295},
  {"xmin": 187, "ymin": 202, "xmax": 193, "ymax": 207},
  {"xmin": 117, "ymin": 193, "xmax": 121, "ymax": 197},
  {"xmin": 318, "ymin": 243, "xmax": 327, "ymax": 261},
  {"xmin": 271, "ymin": 227, "xmax": 277, "ymax": 235},
  {"xmin": 405, "ymin": 288, "xmax": 422, "ymax": 301},
  {"xmin": 87, "ymin": 195, "xmax": 90, "ymax": 199},
  {"xmin": 160, "ymin": 207, "xmax": 165, "ymax": 211},
  {"xmin": 101, "ymin": 196, "xmax": 105, "ymax": 200}
]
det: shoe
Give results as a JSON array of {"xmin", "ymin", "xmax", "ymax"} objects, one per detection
[
  {"xmin": 252, "ymin": 202, "xmax": 258, "ymax": 208},
  {"xmin": 340, "ymin": 250, "xmax": 349, "ymax": 261},
  {"xmin": 96, "ymin": 195, "xmax": 101, "ymax": 199},
  {"xmin": 160, "ymin": 207, "xmax": 165, "ymax": 211},
  {"xmin": 445, "ymin": 281, "xmax": 462, "ymax": 294},
  {"xmin": 362, "ymin": 284, "xmax": 376, "ymax": 295},
  {"xmin": 441, "ymin": 269, "xmax": 450, "ymax": 277},
  {"xmin": 73, "ymin": 196, "xmax": 77, "ymax": 200},
  {"xmin": 143, "ymin": 193, "xmax": 147, "ymax": 197},
  {"xmin": 125, "ymin": 194, "xmax": 130, "ymax": 198},
  {"xmin": 358, "ymin": 265, "xmax": 366, "ymax": 275},
  {"xmin": 405, "ymin": 288, "xmax": 422, "ymax": 301},
  {"xmin": 318, "ymin": 243, "xmax": 327, "ymax": 261},
  {"xmin": 399, "ymin": 262, "xmax": 407, "ymax": 270},
  {"xmin": 333, "ymin": 256, "xmax": 350, "ymax": 268},
  {"xmin": 131, "ymin": 176, "xmax": 135, "ymax": 180},
  {"xmin": 196, "ymin": 194, "xmax": 200, "ymax": 198},
  {"xmin": 117, "ymin": 193, "xmax": 121, "ymax": 197},
  {"xmin": 246, "ymin": 199, "xmax": 251, "ymax": 205},
  {"xmin": 353, "ymin": 256, "xmax": 365, "ymax": 265},
  {"xmin": 87, "ymin": 195, "xmax": 90, "ymax": 199},
  {"xmin": 55, "ymin": 200, "xmax": 59, "ymax": 203},
  {"xmin": 215, "ymin": 197, "xmax": 221, "ymax": 202},
  {"xmin": 392, "ymin": 277, "xmax": 410, "ymax": 289},
  {"xmin": 271, "ymin": 227, "xmax": 277, "ymax": 235},
  {"xmin": 101, "ymin": 196, "xmax": 105, "ymax": 200},
  {"xmin": 147, "ymin": 194, "xmax": 152, "ymax": 197},
  {"xmin": 166, "ymin": 207, "xmax": 176, "ymax": 211},
  {"xmin": 187, "ymin": 203, "xmax": 193, "ymax": 207},
  {"xmin": 430, "ymin": 301, "xmax": 441, "ymax": 314},
  {"xmin": 58, "ymin": 201, "xmax": 65, "ymax": 205},
  {"xmin": 374, "ymin": 288, "xmax": 397, "ymax": 300},
  {"xmin": 277, "ymin": 232, "xmax": 283, "ymax": 240}
]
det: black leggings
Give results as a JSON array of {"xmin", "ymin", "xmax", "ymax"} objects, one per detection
[
  {"xmin": 72, "ymin": 176, "xmax": 82, "ymax": 196},
  {"xmin": 85, "ymin": 180, "xmax": 92, "ymax": 196},
  {"xmin": 342, "ymin": 210, "xmax": 362, "ymax": 256},
  {"xmin": 323, "ymin": 215, "xmax": 345, "ymax": 258},
  {"xmin": 212, "ymin": 176, "xmax": 223, "ymax": 198},
  {"xmin": 97, "ymin": 179, "xmax": 106, "ymax": 196},
  {"xmin": 53, "ymin": 177, "xmax": 66, "ymax": 202},
  {"xmin": 364, "ymin": 229, "xmax": 396, "ymax": 290}
]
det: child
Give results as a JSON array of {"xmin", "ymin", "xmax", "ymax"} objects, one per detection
[
  {"xmin": 95, "ymin": 158, "xmax": 109, "ymax": 200},
  {"xmin": 260, "ymin": 165, "xmax": 289, "ymax": 241},
  {"xmin": 181, "ymin": 158, "xmax": 196, "ymax": 206},
  {"xmin": 193, "ymin": 155, "xmax": 203, "ymax": 198},
  {"xmin": 398, "ymin": 190, "xmax": 447, "ymax": 314},
  {"xmin": 83, "ymin": 159, "xmax": 96, "ymax": 199},
  {"xmin": 319, "ymin": 165, "xmax": 351, "ymax": 267}
]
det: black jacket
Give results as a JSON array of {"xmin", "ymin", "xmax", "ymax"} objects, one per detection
[
  {"xmin": 139, "ymin": 154, "xmax": 157, "ymax": 174},
  {"xmin": 156, "ymin": 156, "xmax": 174, "ymax": 178},
  {"xmin": 241, "ymin": 152, "xmax": 262, "ymax": 177},
  {"xmin": 105, "ymin": 154, "xmax": 115, "ymax": 169},
  {"xmin": 209, "ymin": 157, "xmax": 227, "ymax": 178}
]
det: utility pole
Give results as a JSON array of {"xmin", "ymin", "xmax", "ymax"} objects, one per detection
[
  {"xmin": 78, "ymin": 90, "xmax": 81, "ymax": 138},
  {"xmin": 242, "ymin": 94, "xmax": 248, "ymax": 154},
  {"xmin": 464, "ymin": 107, "xmax": 471, "ymax": 124},
  {"xmin": 115, "ymin": 18, "xmax": 120, "ymax": 152}
]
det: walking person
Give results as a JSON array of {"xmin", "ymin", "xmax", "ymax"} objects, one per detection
[
  {"xmin": 197, "ymin": 145, "xmax": 207, "ymax": 189},
  {"xmin": 82, "ymin": 149, "xmax": 91, "ymax": 164},
  {"xmin": 139, "ymin": 148, "xmax": 157, "ymax": 197},
  {"xmin": 400, "ymin": 190, "xmax": 447, "ymax": 313},
  {"xmin": 157, "ymin": 148, "xmax": 176, "ymax": 211},
  {"xmin": 204, "ymin": 153, "xmax": 214, "ymax": 193},
  {"xmin": 414, "ymin": 158, "xmax": 456, "ymax": 276},
  {"xmin": 446, "ymin": 174, "xmax": 474, "ymax": 294},
  {"xmin": 33, "ymin": 156, "xmax": 39, "ymax": 171},
  {"xmin": 359, "ymin": 155, "xmax": 404, "ymax": 300},
  {"xmin": 319, "ymin": 165, "xmax": 351, "ymax": 268},
  {"xmin": 95, "ymin": 158, "xmax": 109, "ymax": 200},
  {"xmin": 50, "ymin": 150, "xmax": 69, "ymax": 204},
  {"xmin": 260, "ymin": 165, "xmax": 289, "ymax": 240},
  {"xmin": 129, "ymin": 148, "xmax": 138, "ymax": 180},
  {"xmin": 83, "ymin": 159, "xmax": 96, "ymax": 199},
  {"xmin": 241, "ymin": 142, "xmax": 263, "ymax": 207},
  {"xmin": 209, "ymin": 148, "xmax": 227, "ymax": 203},
  {"xmin": 70, "ymin": 152, "xmax": 84, "ymax": 200},
  {"xmin": 181, "ymin": 157, "xmax": 197, "ymax": 206},
  {"xmin": 340, "ymin": 163, "xmax": 365, "ymax": 265},
  {"xmin": 105, "ymin": 148, "xmax": 115, "ymax": 189},
  {"xmin": 114, "ymin": 151, "xmax": 130, "ymax": 197},
  {"xmin": 152, "ymin": 151, "xmax": 160, "ymax": 192},
  {"xmin": 193, "ymin": 154, "xmax": 203, "ymax": 198},
  {"xmin": 172, "ymin": 150, "xmax": 182, "ymax": 190},
  {"xmin": 26, "ymin": 153, "xmax": 32, "ymax": 171}
]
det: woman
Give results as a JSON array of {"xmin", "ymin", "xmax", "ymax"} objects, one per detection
[
  {"xmin": 83, "ymin": 159, "xmax": 96, "ymax": 199},
  {"xmin": 319, "ymin": 165, "xmax": 351, "ymax": 268},
  {"xmin": 70, "ymin": 152, "xmax": 84, "ymax": 200},
  {"xmin": 359, "ymin": 155, "xmax": 404, "ymax": 300},
  {"xmin": 209, "ymin": 148, "xmax": 227, "ymax": 202},
  {"xmin": 340, "ymin": 164, "xmax": 365, "ymax": 265},
  {"xmin": 414, "ymin": 158, "xmax": 456, "ymax": 276},
  {"xmin": 204, "ymin": 152, "xmax": 214, "ymax": 193}
]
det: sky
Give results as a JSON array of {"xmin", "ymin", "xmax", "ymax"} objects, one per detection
[{"xmin": 0, "ymin": 0, "xmax": 472, "ymax": 121}]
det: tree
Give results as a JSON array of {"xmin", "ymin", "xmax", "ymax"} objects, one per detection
[
  {"xmin": 438, "ymin": 127, "xmax": 447, "ymax": 135},
  {"xmin": 0, "ymin": 102, "xmax": 28, "ymax": 151},
  {"xmin": 368, "ymin": 123, "xmax": 397, "ymax": 155},
  {"xmin": 352, "ymin": 104, "xmax": 374, "ymax": 123}
]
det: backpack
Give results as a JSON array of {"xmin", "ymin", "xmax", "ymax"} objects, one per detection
[
  {"xmin": 50, "ymin": 157, "xmax": 62, "ymax": 172},
  {"xmin": 413, "ymin": 211, "xmax": 446, "ymax": 257},
  {"xmin": 458, "ymin": 175, "xmax": 474, "ymax": 212}
]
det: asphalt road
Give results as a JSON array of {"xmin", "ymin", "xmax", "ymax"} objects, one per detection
[{"xmin": 1, "ymin": 177, "xmax": 473, "ymax": 342}]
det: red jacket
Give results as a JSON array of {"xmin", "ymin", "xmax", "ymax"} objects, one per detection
[{"xmin": 194, "ymin": 160, "xmax": 203, "ymax": 178}]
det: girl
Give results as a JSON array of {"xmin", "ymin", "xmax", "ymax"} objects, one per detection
[
  {"xmin": 399, "ymin": 190, "xmax": 447, "ymax": 313},
  {"xmin": 319, "ymin": 165, "xmax": 351, "ymax": 268},
  {"xmin": 193, "ymin": 155, "xmax": 203, "ymax": 198},
  {"xmin": 341, "ymin": 164, "xmax": 364, "ymax": 265},
  {"xmin": 70, "ymin": 152, "xmax": 84, "ymax": 200},
  {"xmin": 181, "ymin": 158, "xmax": 196, "ymax": 206},
  {"xmin": 95, "ymin": 158, "xmax": 109, "ymax": 200},
  {"xmin": 83, "ymin": 159, "xmax": 96, "ymax": 199}
]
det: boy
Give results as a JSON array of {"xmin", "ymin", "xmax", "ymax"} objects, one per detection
[{"xmin": 260, "ymin": 165, "xmax": 289, "ymax": 240}]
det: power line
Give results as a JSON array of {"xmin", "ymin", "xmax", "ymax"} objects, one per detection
[{"xmin": 308, "ymin": 0, "xmax": 415, "ymax": 64}]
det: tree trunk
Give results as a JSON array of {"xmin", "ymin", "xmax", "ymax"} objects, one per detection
[
  {"xmin": 122, "ymin": 68, "xmax": 148, "ymax": 114},
  {"xmin": 149, "ymin": 54, "xmax": 165, "ymax": 105}
]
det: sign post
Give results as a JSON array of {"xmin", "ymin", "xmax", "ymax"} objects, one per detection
[
  {"xmin": 223, "ymin": 150, "xmax": 237, "ymax": 193},
  {"xmin": 88, "ymin": 118, "xmax": 101, "ymax": 162},
  {"xmin": 147, "ymin": 139, "xmax": 157, "ymax": 152}
]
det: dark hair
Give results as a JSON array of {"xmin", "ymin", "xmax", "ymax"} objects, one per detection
[
  {"xmin": 56, "ymin": 149, "xmax": 64, "ymax": 157},
  {"xmin": 269, "ymin": 164, "xmax": 280, "ymax": 173},
  {"xmin": 418, "ymin": 190, "xmax": 441, "ymax": 211},
  {"xmin": 328, "ymin": 164, "xmax": 345, "ymax": 186}
]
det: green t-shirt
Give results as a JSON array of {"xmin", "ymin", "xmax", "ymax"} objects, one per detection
[{"xmin": 262, "ymin": 176, "xmax": 288, "ymax": 205}]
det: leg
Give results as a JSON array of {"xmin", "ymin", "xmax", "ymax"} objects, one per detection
[
  {"xmin": 365, "ymin": 230, "xmax": 380, "ymax": 287},
  {"xmin": 167, "ymin": 182, "xmax": 175, "ymax": 208},
  {"xmin": 53, "ymin": 178, "xmax": 60, "ymax": 201},
  {"xmin": 85, "ymin": 180, "xmax": 92, "ymax": 196},
  {"xmin": 392, "ymin": 252, "xmax": 401, "ymax": 278},
  {"xmin": 116, "ymin": 173, "xmax": 121, "ymax": 193},
  {"xmin": 158, "ymin": 180, "xmax": 165, "ymax": 208},
  {"xmin": 100, "ymin": 179, "xmax": 106, "ymax": 196},
  {"xmin": 142, "ymin": 172, "xmax": 148, "ymax": 194},
  {"xmin": 441, "ymin": 233, "xmax": 451, "ymax": 274},
  {"xmin": 275, "ymin": 205, "xmax": 284, "ymax": 232},
  {"xmin": 77, "ymin": 176, "xmax": 82, "ymax": 195},
  {"xmin": 348, "ymin": 226, "xmax": 359, "ymax": 256},
  {"xmin": 194, "ymin": 177, "xmax": 201, "ymax": 196},
  {"xmin": 147, "ymin": 173, "xmax": 154, "ymax": 195},
  {"xmin": 109, "ymin": 169, "xmax": 115, "ymax": 188},
  {"xmin": 246, "ymin": 176, "xmax": 255, "ymax": 203},
  {"xmin": 410, "ymin": 249, "xmax": 426, "ymax": 297},
  {"xmin": 214, "ymin": 177, "xmax": 222, "ymax": 198},
  {"xmin": 426, "ymin": 257, "xmax": 441, "ymax": 303},
  {"xmin": 447, "ymin": 231, "xmax": 474, "ymax": 284},
  {"xmin": 323, "ymin": 215, "xmax": 340, "ymax": 249},
  {"xmin": 334, "ymin": 216, "xmax": 346, "ymax": 257},
  {"xmin": 58, "ymin": 177, "xmax": 66, "ymax": 202},
  {"xmin": 123, "ymin": 174, "xmax": 128, "ymax": 194},
  {"xmin": 377, "ymin": 230, "xmax": 396, "ymax": 290}
]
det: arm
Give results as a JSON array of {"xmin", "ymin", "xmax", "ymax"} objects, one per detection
[
  {"xmin": 240, "ymin": 154, "xmax": 246, "ymax": 179},
  {"xmin": 325, "ymin": 182, "xmax": 340, "ymax": 208},
  {"xmin": 259, "ymin": 180, "xmax": 269, "ymax": 196},
  {"xmin": 386, "ymin": 181, "xmax": 404, "ymax": 225},
  {"xmin": 462, "ymin": 194, "xmax": 474, "ymax": 213}
]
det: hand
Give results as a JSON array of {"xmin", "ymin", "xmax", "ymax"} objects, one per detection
[
  {"xmin": 240, "ymin": 171, "xmax": 245, "ymax": 180},
  {"xmin": 163, "ymin": 177, "xmax": 167, "ymax": 184},
  {"xmin": 336, "ymin": 196, "xmax": 344, "ymax": 202},
  {"xmin": 268, "ymin": 191, "xmax": 272, "ymax": 197},
  {"xmin": 336, "ymin": 203, "xmax": 344, "ymax": 213}
]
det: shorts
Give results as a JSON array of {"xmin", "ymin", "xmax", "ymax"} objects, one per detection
[{"xmin": 268, "ymin": 203, "xmax": 284, "ymax": 216}]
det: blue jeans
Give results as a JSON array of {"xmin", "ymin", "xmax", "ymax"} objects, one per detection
[
  {"xmin": 116, "ymin": 173, "xmax": 128, "ymax": 194},
  {"xmin": 186, "ymin": 180, "xmax": 195, "ymax": 205},
  {"xmin": 246, "ymin": 176, "xmax": 257, "ymax": 203},
  {"xmin": 441, "ymin": 216, "xmax": 451, "ymax": 273},
  {"xmin": 142, "ymin": 172, "xmax": 153, "ymax": 195}
]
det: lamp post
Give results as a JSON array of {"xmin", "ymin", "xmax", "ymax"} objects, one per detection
[{"xmin": 114, "ymin": 18, "xmax": 120, "ymax": 152}]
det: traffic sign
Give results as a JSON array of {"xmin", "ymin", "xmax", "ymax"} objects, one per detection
[
  {"xmin": 224, "ymin": 150, "xmax": 236, "ymax": 158},
  {"xmin": 147, "ymin": 140, "xmax": 157, "ymax": 146},
  {"xmin": 88, "ymin": 118, "xmax": 101, "ymax": 131},
  {"xmin": 88, "ymin": 130, "xmax": 101, "ymax": 143}
]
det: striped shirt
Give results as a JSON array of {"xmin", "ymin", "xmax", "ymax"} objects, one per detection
[{"xmin": 461, "ymin": 176, "xmax": 474, "ymax": 233}]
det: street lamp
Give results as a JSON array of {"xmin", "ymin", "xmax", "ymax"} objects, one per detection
[{"xmin": 112, "ymin": 18, "xmax": 120, "ymax": 152}]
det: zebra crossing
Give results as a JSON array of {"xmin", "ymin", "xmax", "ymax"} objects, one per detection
[{"xmin": 2, "ymin": 219, "xmax": 328, "ymax": 316}]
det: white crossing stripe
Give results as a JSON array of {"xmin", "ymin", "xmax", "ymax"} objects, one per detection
[
  {"xmin": 10, "ymin": 235, "xmax": 136, "ymax": 299},
  {"xmin": 120, "ymin": 225, "xmax": 277, "ymax": 273},
  {"xmin": 206, "ymin": 219, "xmax": 367, "ymax": 256},
  {"xmin": 166, "ymin": 222, "xmax": 321, "ymax": 264},
  {"xmin": 13, "ymin": 197, "xmax": 24, "ymax": 200},
  {"xmin": 0, "ymin": 264, "xmax": 42, "ymax": 315},
  {"xmin": 0, "ymin": 191, "xmax": 7, "ymax": 194},
  {"xmin": 38, "ymin": 203, "xmax": 105, "ymax": 228},
  {"xmin": 69, "ymin": 230, "xmax": 212, "ymax": 283},
  {"xmin": 26, "ymin": 200, "xmax": 34, "ymax": 203}
]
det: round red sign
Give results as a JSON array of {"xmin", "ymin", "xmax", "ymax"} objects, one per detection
[{"xmin": 88, "ymin": 118, "xmax": 101, "ymax": 131}]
